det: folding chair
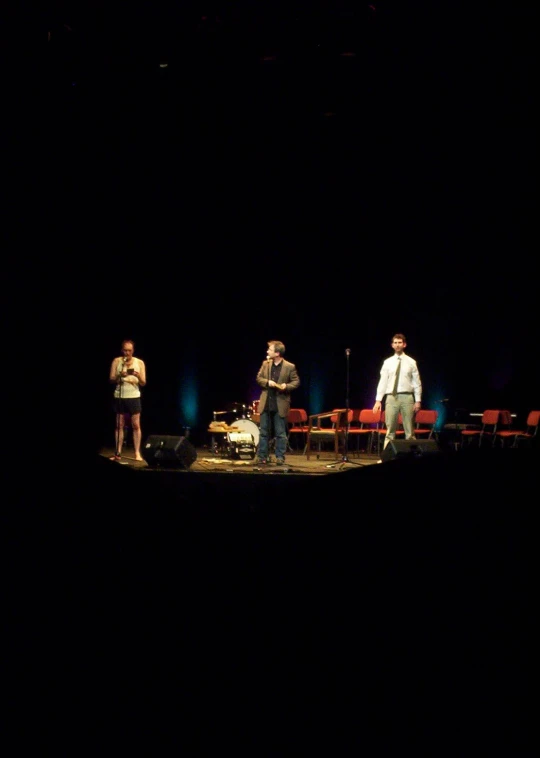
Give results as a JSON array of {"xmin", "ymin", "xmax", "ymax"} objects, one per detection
[
  {"xmin": 287, "ymin": 408, "xmax": 309, "ymax": 453},
  {"xmin": 414, "ymin": 409, "xmax": 439, "ymax": 440},
  {"xmin": 346, "ymin": 408, "xmax": 381, "ymax": 454},
  {"xmin": 460, "ymin": 409, "xmax": 504, "ymax": 447},
  {"xmin": 495, "ymin": 410, "xmax": 539, "ymax": 448}
]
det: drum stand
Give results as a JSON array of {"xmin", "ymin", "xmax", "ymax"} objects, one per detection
[
  {"xmin": 336, "ymin": 348, "xmax": 364, "ymax": 469},
  {"xmin": 211, "ymin": 410, "xmax": 228, "ymax": 455}
]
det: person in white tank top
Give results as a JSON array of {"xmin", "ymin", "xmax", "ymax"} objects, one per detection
[{"xmin": 109, "ymin": 339, "xmax": 147, "ymax": 462}]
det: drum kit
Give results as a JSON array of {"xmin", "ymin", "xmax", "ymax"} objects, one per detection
[{"xmin": 208, "ymin": 401, "xmax": 260, "ymax": 459}]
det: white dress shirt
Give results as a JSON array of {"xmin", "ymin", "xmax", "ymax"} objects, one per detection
[{"xmin": 375, "ymin": 353, "xmax": 422, "ymax": 402}]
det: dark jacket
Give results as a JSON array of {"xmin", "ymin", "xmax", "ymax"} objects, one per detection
[{"xmin": 256, "ymin": 359, "xmax": 300, "ymax": 418}]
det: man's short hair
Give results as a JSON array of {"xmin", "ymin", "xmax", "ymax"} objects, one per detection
[{"xmin": 269, "ymin": 340, "xmax": 285, "ymax": 355}]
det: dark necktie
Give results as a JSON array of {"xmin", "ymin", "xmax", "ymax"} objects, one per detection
[{"xmin": 392, "ymin": 357, "xmax": 401, "ymax": 395}]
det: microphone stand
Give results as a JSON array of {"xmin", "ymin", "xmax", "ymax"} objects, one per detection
[{"xmin": 336, "ymin": 348, "xmax": 364, "ymax": 469}]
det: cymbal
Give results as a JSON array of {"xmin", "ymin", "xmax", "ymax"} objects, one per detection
[
  {"xmin": 225, "ymin": 402, "xmax": 249, "ymax": 412},
  {"xmin": 213, "ymin": 411, "xmax": 228, "ymax": 415}
]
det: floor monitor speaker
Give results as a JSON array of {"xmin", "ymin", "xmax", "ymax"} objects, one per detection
[
  {"xmin": 381, "ymin": 438, "xmax": 442, "ymax": 463},
  {"xmin": 142, "ymin": 435, "xmax": 197, "ymax": 469}
]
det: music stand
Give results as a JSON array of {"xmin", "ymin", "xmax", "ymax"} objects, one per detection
[{"xmin": 440, "ymin": 401, "xmax": 469, "ymax": 451}]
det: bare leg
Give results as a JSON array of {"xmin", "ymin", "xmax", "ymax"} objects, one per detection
[
  {"xmin": 131, "ymin": 413, "xmax": 143, "ymax": 461},
  {"xmin": 113, "ymin": 414, "xmax": 125, "ymax": 457}
]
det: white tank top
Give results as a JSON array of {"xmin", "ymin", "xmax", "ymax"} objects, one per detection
[{"xmin": 114, "ymin": 357, "xmax": 142, "ymax": 399}]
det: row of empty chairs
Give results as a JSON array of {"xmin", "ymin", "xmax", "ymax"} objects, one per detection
[
  {"xmin": 361, "ymin": 409, "xmax": 438, "ymax": 454},
  {"xmin": 290, "ymin": 408, "xmax": 439, "ymax": 460},
  {"xmin": 288, "ymin": 407, "xmax": 539, "ymax": 458},
  {"xmin": 495, "ymin": 409, "xmax": 540, "ymax": 447},
  {"xmin": 460, "ymin": 409, "xmax": 540, "ymax": 448}
]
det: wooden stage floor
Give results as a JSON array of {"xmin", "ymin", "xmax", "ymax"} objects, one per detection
[{"xmin": 99, "ymin": 443, "xmax": 382, "ymax": 476}]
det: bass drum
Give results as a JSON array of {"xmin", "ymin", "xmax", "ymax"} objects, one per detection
[{"xmin": 228, "ymin": 418, "xmax": 260, "ymax": 449}]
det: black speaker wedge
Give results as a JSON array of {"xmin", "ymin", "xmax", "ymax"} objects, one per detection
[
  {"xmin": 380, "ymin": 438, "xmax": 442, "ymax": 463},
  {"xmin": 142, "ymin": 435, "xmax": 197, "ymax": 469}
]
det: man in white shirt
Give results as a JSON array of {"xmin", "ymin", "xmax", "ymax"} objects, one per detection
[{"xmin": 373, "ymin": 333, "xmax": 422, "ymax": 450}]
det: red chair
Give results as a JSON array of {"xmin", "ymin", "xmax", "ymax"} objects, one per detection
[
  {"xmin": 512, "ymin": 410, "xmax": 540, "ymax": 448},
  {"xmin": 460, "ymin": 409, "xmax": 506, "ymax": 447},
  {"xmin": 414, "ymin": 409, "xmax": 439, "ymax": 440},
  {"xmin": 346, "ymin": 408, "xmax": 381, "ymax": 454},
  {"xmin": 287, "ymin": 408, "xmax": 309, "ymax": 452},
  {"xmin": 495, "ymin": 410, "xmax": 540, "ymax": 448}
]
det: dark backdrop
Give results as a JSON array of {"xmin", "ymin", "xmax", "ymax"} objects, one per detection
[
  {"xmin": 5, "ymin": 5, "xmax": 535, "ymax": 751},
  {"xmin": 9, "ymin": 1, "xmax": 535, "ymax": 453}
]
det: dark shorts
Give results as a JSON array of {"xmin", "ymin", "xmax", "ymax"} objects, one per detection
[{"xmin": 113, "ymin": 397, "xmax": 142, "ymax": 416}]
